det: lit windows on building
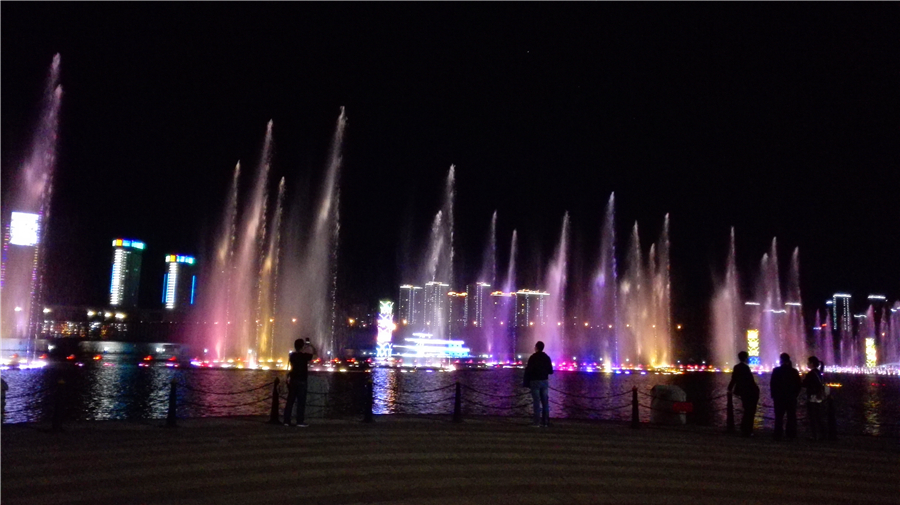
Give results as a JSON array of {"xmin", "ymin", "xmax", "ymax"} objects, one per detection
[
  {"xmin": 466, "ymin": 282, "xmax": 491, "ymax": 328},
  {"xmin": 832, "ymin": 293, "xmax": 851, "ymax": 336},
  {"xmin": 163, "ymin": 254, "xmax": 196, "ymax": 310},
  {"xmin": 109, "ymin": 239, "xmax": 145, "ymax": 308},
  {"xmin": 514, "ymin": 289, "xmax": 549, "ymax": 327}
]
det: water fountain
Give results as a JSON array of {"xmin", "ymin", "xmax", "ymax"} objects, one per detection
[
  {"xmin": 196, "ymin": 108, "xmax": 346, "ymax": 363},
  {"xmin": 1, "ymin": 55, "xmax": 62, "ymax": 355}
]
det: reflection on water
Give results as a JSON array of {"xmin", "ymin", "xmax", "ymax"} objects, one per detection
[{"xmin": 2, "ymin": 362, "xmax": 897, "ymax": 438}]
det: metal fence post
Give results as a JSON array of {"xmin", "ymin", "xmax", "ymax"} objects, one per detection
[
  {"xmin": 268, "ymin": 378, "xmax": 281, "ymax": 425},
  {"xmin": 631, "ymin": 386, "xmax": 639, "ymax": 429},
  {"xmin": 166, "ymin": 379, "xmax": 177, "ymax": 428},
  {"xmin": 452, "ymin": 382, "xmax": 462, "ymax": 423},
  {"xmin": 726, "ymin": 391, "xmax": 735, "ymax": 433}
]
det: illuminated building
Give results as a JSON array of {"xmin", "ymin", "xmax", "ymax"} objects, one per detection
[
  {"xmin": 376, "ymin": 301, "xmax": 395, "ymax": 362},
  {"xmin": 466, "ymin": 282, "xmax": 491, "ymax": 328},
  {"xmin": 162, "ymin": 254, "xmax": 196, "ymax": 310},
  {"xmin": 109, "ymin": 239, "xmax": 145, "ymax": 308},
  {"xmin": 514, "ymin": 289, "xmax": 549, "ymax": 327},
  {"xmin": 398, "ymin": 285, "xmax": 424, "ymax": 330},
  {"xmin": 424, "ymin": 281, "xmax": 450, "ymax": 335},
  {"xmin": 393, "ymin": 333, "xmax": 471, "ymax": 362},
  {"xmin": 832, "ymin": 293, "xmax": 852, "ymax": 336},
  {"xmin": 865, "ymin": 337, "xmax": 876, "ymax": 367},
  {"xmin": 448, "ymin": 291, "xmax": 467, "ymax": 337},
  {"xmin": 746, "ymin": 329, "xmax": 760, "ymax": 367},
  {"xmin": 1, "ymin": 212, "xmax": 42, "ymax": 339}
]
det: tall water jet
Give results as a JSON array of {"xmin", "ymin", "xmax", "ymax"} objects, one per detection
[
  {"xmin": 757, "ymin": 238, "xmax": 783, "ymax": 367},
  {"xmin": 651, "ymin": 214, "xmax": 672, "ymax": 366},
  {"xmin": 1, "ymin": 55, "xmax": 62, "ymax": 351},
  {"xmin": 256, "ymin": 177, "xmax": 285, "ymax": 359},
  {"xmin": 416, "ymin": 165, "xmax": 455, "ymax": 341},
  {"xmin": 593, "ymin": 193, "xmax": 617, "ymax": 366},
  {"xmin": 541, "ymin": 213, "xmax": 569, "ymax": 362},
  {"xmin": 619, "ymin": 222, "xmax": 644, "ymax": 364},
  {"xmin": 478, "ymin": 211, "xmax": 498, "ymax": 354},
  {"xmin": 498, "ymin": 230, "xmax": 518, "ymax": 361},
  {"xmin": 783, "ymin": 247, "xmax": 807, "ymax": 361},
  {"xmin": 822, "ymin": 308, "xmax": 836, "ymax": 366},
  {"xmin": 711, "ymin": 227, "xmax": 741, "ymax": 367},
  {"xmin": 887, "ymin": 302, "xmax": 900, "ymax": 365},
  {"xmin": 231, "ymin": 121, "xmax": 273, "ymax": 360},
  {"xmin": 284, "ymin": 108, "xmax": 346, "ymax": 358},
  {"xmin": 202, "ymin": 162, "xmax": 240, "ymax": 359}
]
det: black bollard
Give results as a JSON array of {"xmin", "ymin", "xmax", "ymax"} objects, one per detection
[
  {"xmin": 726, "ymin": 391, "xmax": 735, "ymax": 433},
  {"xmin": 452, "ymin": 382, "xmax": 462, "ymax": 423},
  {"xmin": 631, "ymin": 386, "xmax": 639, "ymax": 429},
  {"xmin": 166, "ymin": 379, "xmax": 177, "ymax": 428},
  {"xmin": 268, "ymin": 378, "xmax": 281, "ymax": 425},
  {"xmin": 363, "ymin": 376, "xmax": 374, "ymax": 423},
  {"xmin": 51, "ymin": 379, "xmax": 65, "ymax": 432},
  {"xmin": 826, "ymin": 395, "xmax": 837, "ymax": 441}
]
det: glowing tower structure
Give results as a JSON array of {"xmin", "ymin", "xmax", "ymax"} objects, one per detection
[
  {"xmin": 163, "ymin": 254, "xmax": 196, "ymax": 310},
  {"xmin": 109, "ymin": 239, "xmax": 144, "ymax": 308},
  {"xmin": 832, "ymin": 294, "xmax": 852, "ymax": 337},
  {"xmin": 376, "ymin": 301, "xmax": 395, "ymax": 363}
]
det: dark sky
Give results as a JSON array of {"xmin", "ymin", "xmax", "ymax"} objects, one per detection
[{"xmin": 3, "ymin": 4, "xmax": 898, "ymax": 354}]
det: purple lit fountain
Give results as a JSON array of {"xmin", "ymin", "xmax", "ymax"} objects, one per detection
[{"xmin": 1, "ymin": 55, "xmax": 62, "ymax": 355}]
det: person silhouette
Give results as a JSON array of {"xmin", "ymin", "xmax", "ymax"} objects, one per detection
[
  {"xmin": 727, "ymin": 351, "xmax": 759, "ymax": 437},
  {"xmin": 770, "ymin": 353, "xmax": 801, "ymax": 440},
  {"xmin": 283, "ymin": 338, "xmax": 315, "ymax": 427},
  {"xmin": 524, "ymin": 341, "xmax": 553, "ymax": 427},
  {"xmin": 802, "ymin": 356, "xmax": 827, "ymax": 441}
]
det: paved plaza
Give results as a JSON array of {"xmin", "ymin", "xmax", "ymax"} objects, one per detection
[{"xmin": 2, "ymin": 416, "xmax": 897, "ymax": 505}]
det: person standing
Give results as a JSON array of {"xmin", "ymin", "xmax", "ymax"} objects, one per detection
[
  {"xmin": 770, "ymin": 353, "xmax": 801, "ymax": 440},
  {"xmin": 524, "ymin": 341, "xmax": 553, "ymax": 427},
  {"xmin": 802, "ymin": 356, "xmax": 827, "ymax": 441},
  {"xmin": 283, "ymin": 338, "xmax": 315, "ymax": 427},
  {"xmin": 727, "ymin": 351, "xmax": 759, "ymax": 437}
]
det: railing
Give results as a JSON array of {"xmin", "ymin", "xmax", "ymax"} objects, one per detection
[{"xmin": 2, "ymin": 376, "xmax": 895, "ymax": 441}]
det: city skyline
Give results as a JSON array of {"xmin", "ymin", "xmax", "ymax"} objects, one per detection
[{"xmin": 2, "ymin": 4, "xmax": 897, "ymax": 360}]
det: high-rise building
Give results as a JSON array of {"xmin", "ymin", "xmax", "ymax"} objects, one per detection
[
  {"xmin": 466, "ymin": 282, "xmax": 491, "ymax": 328},
  {"xmin": 514, "ymin": 289, "xmax": 549, "ymax": 328},
  {"xmin": 832, "ymin": 293, "xmax": 852, "ymax": 336},
  {"xmin": 448, "ymin": 291, "xmax": 467, "ymax": 337},
  {"xmin": 163, "ymin": 254, "xmax": 196, "ymax": 310},
  {"xmin": 424, "ymin": 281, "xmax": 450, "ymax": 335},
  {"xmin": 398, "ymin": 285, "xmax": 425, "ymax": 330},
  {"xmin": 109, "ymin": 238, "xmax": 144, "ymax": 308}
]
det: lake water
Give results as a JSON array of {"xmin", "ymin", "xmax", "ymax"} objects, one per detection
[{"xmin": 2, "ymin": 360, "xmax": 897, "ymax": 438}]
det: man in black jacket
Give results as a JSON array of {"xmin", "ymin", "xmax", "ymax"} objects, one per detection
[
  {"xmin": 770, "ymin": 352, "xmax": 801, "ymax": 440},
  {"xmin": 524, "ymin": 341, "xmax": 553, "ymax": 427},
  {"xmin": 727, "ymin": 351, "xmax": 759, "ymax": 437}
]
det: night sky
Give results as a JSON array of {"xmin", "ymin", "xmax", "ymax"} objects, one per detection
[{"xmin": 3, "ymin": 4, "xmax": 898, "ymax": 356}]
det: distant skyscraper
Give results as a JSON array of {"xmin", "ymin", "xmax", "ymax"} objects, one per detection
[
  {"xmin": 109, "ymin": 239, "xmax": 144, "ymax": 308},
  {"xmin": 398, "ymin": 285, "xmax": 424, "ymax": 330},
  {"xmin": 832, "ymin": 293, "xmax": 851, "ymax": 336},
  {"xmin": 448, "ymin": 291, "xmax": 467, "ymax": 337},
  {"xmin": 163, "ymin": 254, "xmax": 196, "ymax": 310},
  {"xmin": 514, "ymin": 289, "xmax": 549, "ymax": 327},
  {"xmin": 466, "ymin": 282, "xmax": 491, "ymax": 328},
  {"xmin": 424, "ymin": 281, "xmax": 450, "ymax": 335}
]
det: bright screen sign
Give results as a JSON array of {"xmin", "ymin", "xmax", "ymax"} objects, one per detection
[{"xmin": 10, "ymin": 212, "xmax": 40, "ymax": 246}]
